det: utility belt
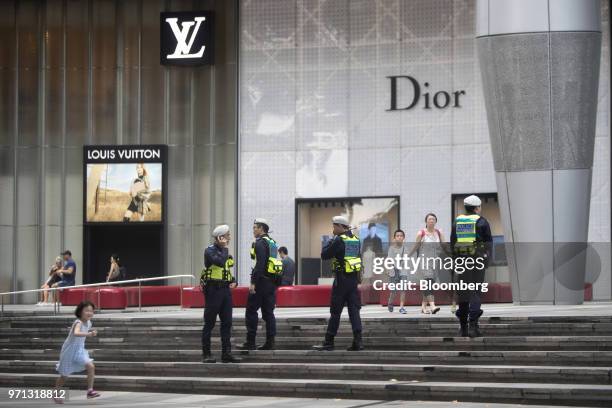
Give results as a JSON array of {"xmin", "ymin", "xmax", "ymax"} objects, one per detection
[
  {"xmin": 202, "ymin": 279, "xmax": 231, "ymax": 288},
  {"xmin": 454, "ymin": 243, "xmax": 487, "ymax": 257},
  {"xmin": 333, "ymin": 266, "xmax": 362, "ymax": 284},
  {"xmin": 260, "ymin": 271, "xmax": 282, "ymax": 285},
  {"xmin": 334, "ymin": 267, "xmax": 360, "ymax": 276}
]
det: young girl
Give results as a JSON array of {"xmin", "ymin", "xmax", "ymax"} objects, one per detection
[{"xmin": 53, "ymin": 301, "xmax": 100, "ymax": 404}]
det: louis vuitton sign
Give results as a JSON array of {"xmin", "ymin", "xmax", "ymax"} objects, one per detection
[{"xmin": 160, "ymin": 11, "xmax": 214, "ymax": 65}]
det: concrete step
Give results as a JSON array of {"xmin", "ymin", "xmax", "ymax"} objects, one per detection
[
  {"xmin": 1, "ymin": 360, "xmax": 611, "ymax": 385},
  {"xmin": 2, "ymin": 348, "xmax": 612, "ymax": 366},
  {"xmin": 4, "ymin": 335, "xmax": 612, "ymax": 351},
  {"xmin": 7, "ymin": 315, "xmax": 612, "ymax": 327},
  {"xmin": 6, "ymin": 323, "xmax": 612, "ymax": 337},
  {"xmin": 2, "ymin": 372, "xmax": 612, "ymax": 406}
]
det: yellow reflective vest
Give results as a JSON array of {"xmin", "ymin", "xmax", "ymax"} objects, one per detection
[
  {"xmin": 201, "ymin": 257, "xmax": 234, "ymax": 282},
  {"xmin": 331, "ymin": 234, "xmax": 362, "ymax": 273},
  {"xmin": 250, "ymin": 236, "xmax": 284, "ymax": 275},
  {"xmin": 454, "ymin": 214, "xmax": 480, "ymax": 255}
]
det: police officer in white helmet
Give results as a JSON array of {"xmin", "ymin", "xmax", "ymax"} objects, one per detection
[
  {"xmin": 314, "ymin": 216, "xmax": 364, "ymax": 351},
  {"xmin": 450, "ymin": 195, "xmax": 492, "ymax": 338},
  {"xmin": 239, "ymin": 218, "xmax": 283, "ymax": 351},
  {"xmin": 201, "ymin": 225, "xmax": 240, "ymax": 363}
]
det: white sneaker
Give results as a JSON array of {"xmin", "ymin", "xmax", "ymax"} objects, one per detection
[{"xmin": 36, "ymin": 301, "xmax": 44, "ymax": 306}]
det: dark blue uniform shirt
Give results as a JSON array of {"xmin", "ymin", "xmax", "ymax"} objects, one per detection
[
  {"xmin": 321, "ymin": 231, "xmax": 360, "ymax": 280},
  {"xmin": 251, "ymin": 234, "xmax": 271, "ymax": 284},
  {"xmin": 204, "ymin": 243, "xmax": 234, "ymax": 283}
]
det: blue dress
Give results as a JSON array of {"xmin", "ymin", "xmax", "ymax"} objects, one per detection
[{"xmin": 56, "ymin": 319, "xmax": 94, "ymax": 376}]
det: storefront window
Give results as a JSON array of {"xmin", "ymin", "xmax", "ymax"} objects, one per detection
[{"xmin": 296, "ymin": 196, "xmax": 399, "ymax": 284}]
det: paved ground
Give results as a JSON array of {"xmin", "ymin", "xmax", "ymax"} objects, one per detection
[
  {"xmin": 3, "ymin": 301, "xmax": 612, "ymax": 319},
  {"xmin": 0, "ymin": 388, "xmax": 585, "ymax": 408}
]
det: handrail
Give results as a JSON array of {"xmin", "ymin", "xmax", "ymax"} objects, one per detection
[
  {"xmin": 0, "ymin": 274, "xmax": 196, "ymax": 296},
  {"xmin": 0, "ymin": 274, "xmax": 197, "ymax": 317}
]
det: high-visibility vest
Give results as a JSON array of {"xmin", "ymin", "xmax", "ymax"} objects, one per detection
[
  {"xmin": 331, "ymin": 234, "xmax": 362, "ymax": 273},
  {"xmin": 201, "ymin": 257, "xmax": 234, "ymax": 282},
  {"xmin": 250, "ymin": 236, "xmax": 284, "ymax": 275},
  {"xmin": 454, "ymin": 214, "xmax": 480, "ymax": 255}
]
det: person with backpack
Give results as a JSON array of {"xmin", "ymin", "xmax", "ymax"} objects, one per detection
[
  {"xmin": 313, "ymin": 216, "xmax": 364, "ymax": 351},
  {"xmin": 408, "ymin": 213, "xmax": 446, "ymax": 314},
  {"xmin": 240, "ymin": 218, "xmax": 283, "ymax": 351}
]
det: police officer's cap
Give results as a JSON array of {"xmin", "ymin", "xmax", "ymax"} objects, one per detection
[
  {"xmin": 332, "ymin": 215, "xmax": 350, "ymax": 227},
  {"xmin": 212, "ymin": 224, "xmax": 230, "ymax": 237},
  {"xmin": 464, "ymin": 195, "xmax": 482, "ymax": 206},
  {"xmin": 253, "ymin": 218, "xmax": 269, "ymax": 228}
]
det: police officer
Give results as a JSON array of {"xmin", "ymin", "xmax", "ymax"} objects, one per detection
[
  {"xmin": 450, "ymin": 195, "xmax": 492, "ymax": 338},
  {"xmin": 201, "ymin": 224, "xmax": 241, "ymax": 363},
  {"xmin": 240, "ymin": 218, "xmax": 283, "ymax": 351},
  {"xmin": 314, "ymin": 216, "xmax": 364, "ymax": 351}
]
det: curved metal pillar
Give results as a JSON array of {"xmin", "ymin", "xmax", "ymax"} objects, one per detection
[{"xmin": 477, "ymin": 0, "xmax": 601, "ymax": 304}]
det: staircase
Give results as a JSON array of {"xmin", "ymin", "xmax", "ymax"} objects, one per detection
[{"xmin": 1, "ymin": 314, "xmax": 612, "ymax": 405}]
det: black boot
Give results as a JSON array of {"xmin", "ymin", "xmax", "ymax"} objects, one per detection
[
  {"xmin": 238, "ymin": 334, "xmax": 256, "ymax": 351},
  {"xmin": 221, "ymin": 342, "xmax": 242, "ymax": 363},
  {"xmin": 455, "ymin": 306, "xmax": 469, "ymax": 337},
  {"xmin": 257, "ymin": 335, "xmax": 275, "ymax": 350},
  {"xmin": 347, "ymin": 332, "xmax": 364, "ymax": 351},
  {"xmin": 458, "ymin": 320, "xmax": 469, "ymax": 337},
  {"xmin": 469, "ymin": 320, "xmax": 482, "ymax": 338},
  {"xmin": 313, "ymin": 334, "xmax": 334, "ymax": 351},
  {"xmin": 201, "ymin": 345, "xmax": 216, "ymax": 363}
]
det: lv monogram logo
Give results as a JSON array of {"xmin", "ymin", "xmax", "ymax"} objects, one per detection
[{"xmin": 165, "ymin": 16, "xmax": 206, "ymax": 59}]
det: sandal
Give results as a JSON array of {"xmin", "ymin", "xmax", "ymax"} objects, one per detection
[
  {"xmin": 87, "ymin": 389, "xmax": 101, "ymax": 399},
  {"xmin": 431, "ymin": 307, "xmax": 440, "ymax": 314}
]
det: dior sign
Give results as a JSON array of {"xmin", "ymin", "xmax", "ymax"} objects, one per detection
[
  {"xmin": 160, "ymin": 11, "xmax": 214, "ymax": 65},
  {"xmin": 386, "ymin": 75, "xmax": 465, "ymax": 111}
]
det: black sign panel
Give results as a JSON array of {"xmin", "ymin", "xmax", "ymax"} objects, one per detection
[
  {"xmin": 160, "ymin": 11, "xmax": 214, "ymax": 66},
  {"xmin": 84, "ymin": 145, "xmax": 167, "ymax": 164}
]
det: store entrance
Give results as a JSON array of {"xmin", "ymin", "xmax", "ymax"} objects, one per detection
[{"xmin": 83, "ymin": 225, "xmax": 164, "ymax": 284}]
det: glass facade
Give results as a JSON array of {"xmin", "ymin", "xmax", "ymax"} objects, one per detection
[{"xmin": 0, "ymin": 0, "xmax": 238, "ymax": 302}]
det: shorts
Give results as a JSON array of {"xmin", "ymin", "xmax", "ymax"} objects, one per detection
[
  {"xmin": 46, "ymin": 275, "xmax": 61, "ymax": 286},
  {"xmin": 127, "ymin": 200, "xmax": 139, "ymax": 213},
  {"xmin": 389, "ymin": 273, "xmax": 409, "ymax": 285},
  {"xmin": 57, "ymin": 280, "xmax": 75, "ymax": 288}
]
